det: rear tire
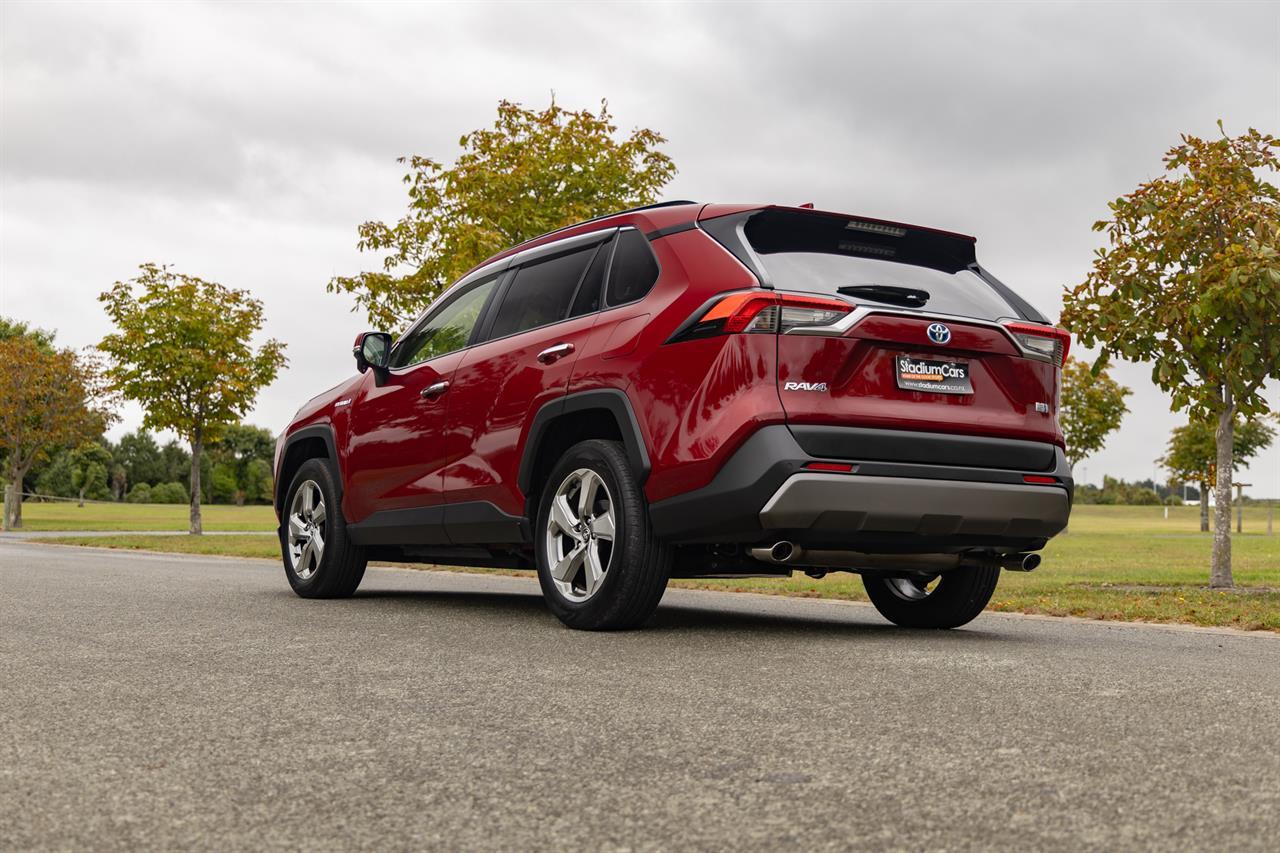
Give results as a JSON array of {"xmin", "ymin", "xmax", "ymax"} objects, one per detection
[
  {"xmin": 281, "ymin": 458, "xmax": 367, "ymax": 598},
  {"xmin": 535, "ymin": 439, "xmax": 670, "ymax": 630},
  {"xmin": 861, "ymin": 564, "xmax": 1000, "ymax": 629}
]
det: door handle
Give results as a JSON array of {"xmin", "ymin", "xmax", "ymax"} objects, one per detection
[
  {"xmin": 420, "ymin": 381, "xmax": 450, "ymax": 400},
  {"xmin": 536, "ymin": 342, "xmax": 575, "ymax": 364}
]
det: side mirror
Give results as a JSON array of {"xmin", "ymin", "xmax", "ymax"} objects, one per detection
[{"xmin": 353, "ymin": 332, "xmax": 391, "ymax": 374}]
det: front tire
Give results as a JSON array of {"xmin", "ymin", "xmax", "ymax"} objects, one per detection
[
  {"xmin": 861, "ymin": 565, "xmax": 1000, "ymax": 629},
  {"xmin": 281, "ymin": 458, "xmax": 367, "ymax": 598},
  {"xmin": 535, "ymin": 439, "xmax": 671, "ymax": 630}
]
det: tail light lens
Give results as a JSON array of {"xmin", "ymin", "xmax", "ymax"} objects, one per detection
[
  {"xmin": 668, "ymin": 291, "xmax": 852, "ymax": 342},
  {"xmin": 1004, "ymin": 322, "xmax": 1071, "ymax": 366}
]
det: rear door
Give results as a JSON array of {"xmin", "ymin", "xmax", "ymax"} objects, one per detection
[{"xmin": 441, "ymin": 235, "xmax": 611, "ymax": 539}]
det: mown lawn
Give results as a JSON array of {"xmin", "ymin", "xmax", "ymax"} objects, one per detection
[
  {"xmin": 34, "ymin": 504, "xmax": 1280, "ymax": 632},
  {"xmin": 7, "ymin": 501, "xmax": 276, "ymax": 532}
]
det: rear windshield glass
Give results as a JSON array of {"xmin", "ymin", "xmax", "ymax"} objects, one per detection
[
  {"xmin": 758, "ymin": 253, "xmax": 1017, "ymax": 321},
  {"xmin": 720, "ymin": 208, "xmax": 1025, "ymax": 322}
]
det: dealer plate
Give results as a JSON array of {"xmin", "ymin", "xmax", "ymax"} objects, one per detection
[{"xmin": 895, "ymin": 355, "xmax": 973, "ymax": 395}]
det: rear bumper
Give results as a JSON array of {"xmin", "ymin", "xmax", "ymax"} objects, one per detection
[
  {"xmin": 760, "ymin": 473, "xmax": 1069, "ymax": 540},
  {"xmin": 649, "ymin": 425, "xmax": 1072, "ymax": 551}
]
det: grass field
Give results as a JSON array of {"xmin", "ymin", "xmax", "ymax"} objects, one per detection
[
  {"xmin": 6, "ymin": 501, "xmax": 276, "ymax": 531},
  {"xmin": 31, "ymin": 503, "xmax": 1280, "ymax": 632}
]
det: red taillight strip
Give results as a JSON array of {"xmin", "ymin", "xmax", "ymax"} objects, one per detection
[
  {"xmin": 1023, "ymin": 475, "xmax": 1059, "ymax": 485},
  {"xmin": 805, "ymin": 461, "xmax": 856, "ymax": 473},
  {"xmin": 1003, "ymin": 322, "xmax": 1072, "ymax": 365},
  {"xmin": 667, "ymin": 290, "xmax": 853, "ymax": 342}
]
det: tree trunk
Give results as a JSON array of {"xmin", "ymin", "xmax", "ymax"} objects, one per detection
[
  {"xmin": 4, "ymin": 478, "xmax": 21, "ymax": 529},
  {"xmin": 1198, "ymin": 480, "xmax": 1209, "ymax": 533},
  {"xmin": 1210, "ymin": 402, "xmax": 1234, "ymax": 588},
  {"xmin": 78, "ymin": 486, "xmax": 86, "ymax": 508},
  {"xmin": 189, "ymin": 436, "xmax": 203, "ymax": 535}
]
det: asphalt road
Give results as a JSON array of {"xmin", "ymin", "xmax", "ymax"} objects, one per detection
[{"xmin": 3, "ymin": 542, "xmax": 1278, "ymax": 851}]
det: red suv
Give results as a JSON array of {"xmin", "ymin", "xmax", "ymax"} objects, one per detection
[{"xmin": 275, "ymin": 202, "xmax": 1072, "ymax": 630}]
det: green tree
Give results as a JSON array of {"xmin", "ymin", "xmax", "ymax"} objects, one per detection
[
  {"xmin": 69, "ymin": 441, "xmax": 114, "ymax": 506},
  {"xmin": 1060, "ymin": 124, "xmax": 1280, "ymax": 587},
  {"xmin": 98, "ymin": 265, "xmax": 287, "ymax": 534},
  {"xmin": 34, "ymin": 450, "xmax": 76, "ymax": 498},
  {"xmin": 207, "ymin": 423, "xmax": 275, "ymax": 504},
  {"xmin": 328, "ymin": 98, "xmax": 677, "ymax": 329},
  {"xmin": 1059, "ymin": 357, "xmax": 1131, "ymax": 469},
  {"xmin": 115, "ymin": 430, "xmax": 166, "ymax": 486},
  {"xmin": 0, "ymin": 336, "xmax": 114, "ymax": 528},
  {"xmin": 1159, "ymin": 416, "xmax": 1275, "ymax": 532},
  {"xmin": 0, "ymin": 316, "xmax": 56, "ymax": 352}
]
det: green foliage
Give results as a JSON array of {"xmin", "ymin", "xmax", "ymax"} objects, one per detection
[
  {"xmin": 126, "ymin": 482, "xmax": 153, "ymax": 504},
  {"xmin": 70, "ymin": 442, "xmax": 114, "ymax": 502},
  {"xmin": 0, "ymin": 333, "xmax": 115, "ymax": 526},
  {"xmin": 328, "ymin": 98, "xmax": 677, "ymax": 329},
  {"xmin": 207, "ymin": 423, "xmax": 275, "ymax": 504},
  {"xmin": 161, "ymin": 441, "xmax": 191, "ymax": 484},
  {"xmin": 1159, "ymin": 416, "xmax": 1276, "ymax": 487},
  {"xmin": 1061, "ymin": 124, "xmax": 1280, "ymax": 421},
  {"xmin": 1059, "ymin": 357, "xmax": 1131, "ymax": 467},
  {"xmin": 98, "ymin": 264, "xmax": 286, "ymax": 532},
  {"xmin": 98, "ymin": 265, "xmax": 287, "ymax": 447},
  {"xmin": 1075, "ymin": 476, "xmax": 1170, "ymax": 506},
  {"xmin": 0, "ymin": 316, "xmax": 56, "ymax": 352},
  {"xmin": 35, "ymin": 451, "xmax": 76, "ymax": 497},
  {"xmin": 150, "ymin": 482, "xmax": 190, "ymax": 504},
  {"xmin": 115, "ymin": 431, "xmax": 167, "ymax": 486}
]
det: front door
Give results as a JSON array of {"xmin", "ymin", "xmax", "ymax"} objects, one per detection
[{"xmin": 343, "ymin": 273, "xmax": 502, "ymax": 539}]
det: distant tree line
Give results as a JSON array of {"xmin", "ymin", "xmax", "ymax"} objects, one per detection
[{"xmin": 29, "ymin": 423, "xmax": 275, "ymax": 507}]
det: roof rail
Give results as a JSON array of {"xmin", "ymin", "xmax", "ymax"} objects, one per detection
[{"xmin": 519, "ymin": 200, "xmax": 700, "ymax": 247}]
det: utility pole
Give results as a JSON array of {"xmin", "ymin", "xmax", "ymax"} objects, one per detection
[
  {"xmin": 1235, "ymin": 483, "xmax": 1251, "ymax": 534},
  {"xmin": 1269, "ymin": 500, "xmax": 1274, "ymax": 536}
]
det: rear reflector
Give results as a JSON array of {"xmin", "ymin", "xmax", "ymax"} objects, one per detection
[
  {"xmin": 805, "ymin": 461, "xmax": 855, "ymax": 472},
  {"xmin": 1023, "ymin": 475, "xmax": 1058, "ymax": 485},
  {"xmin": 668, "ymin": 290, "xmax": 852, "ymax": 343},
  {"xmin": 1004, "ymin": 322, "xmax": 1071, "ymax": 366}
]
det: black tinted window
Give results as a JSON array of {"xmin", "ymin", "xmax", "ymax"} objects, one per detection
[
  {"xmin": 605, "ymin": 229, "xmax": 659, "ymax": 306},
  {"xmin": 488, "ymin": 246, "xmax": 594, "ymax": 340},
  {"xmin": 568, "ymin": 238, "xmax": 611, "ymax": 318}
]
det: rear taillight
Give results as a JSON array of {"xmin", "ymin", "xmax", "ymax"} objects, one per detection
[
  {"xmin": 1004, "ymin": 322, "xmax": 1071, "ymax": 366},
  {"xmin": 668, "ymin": 291, "xmax": 852, "ymax": 342}
]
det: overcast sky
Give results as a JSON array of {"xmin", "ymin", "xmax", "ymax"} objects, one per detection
[{"xmin": 2, "ymin": 0, "xmax": 1278, "ymax": 495}]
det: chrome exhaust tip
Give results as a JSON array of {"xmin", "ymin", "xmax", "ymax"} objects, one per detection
[
  {"xmin": 749, "ymin": 541, "xmax": 803, "ymax": 565},
  {"xmin": 1001, "ymin": 552, "xmax": 1041, "ymax": 572}
]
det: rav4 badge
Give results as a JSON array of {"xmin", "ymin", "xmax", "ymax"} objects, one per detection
[{"xmin": 784, "ymin": 381, "xmax": 829, "ymax": 392}]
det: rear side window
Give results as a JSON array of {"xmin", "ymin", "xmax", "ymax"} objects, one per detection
[
  {"xmin": 605, "ymin": 229, "xmax": 659, "ymax": 306},
  {"xmin": 709, "ymin": 208, "xmax": 1032, "ymax": 322},
  {"xmin": 488, "ymin": 246, "xmax": 595, "ymax": 340},
  {"xmin": 568, "ymin": 237, "xmax": 611, "ymax": 318}
]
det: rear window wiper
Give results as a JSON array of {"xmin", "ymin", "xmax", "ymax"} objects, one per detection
[{"xmin": 836, "ymin": 284, "xmax": 930, "ymax": 308}]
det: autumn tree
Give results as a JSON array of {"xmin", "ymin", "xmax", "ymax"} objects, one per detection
[
  {"xmin": 1060, "ymin": 124, "xmax": 1280, "ymax": 587},
  {"xmin": 1059, "ymin": 357, "xmax": 1131, "ymax": 469},
  {"xmin": 0, "ymin": 336, "xmax": 115, "ymax": 528},
  {"xmin": 328, "ymin": 98, "xmax": 677, "ymax": 329},
  {"xmin": 1159, "ymin": 416, "xmax": 1275, "ymax": 532},
  {"xmin": 98, "ymin": 265, "xmax": 286, "ymax": 534}
]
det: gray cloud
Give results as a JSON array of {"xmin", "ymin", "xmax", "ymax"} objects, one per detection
[{"xmin": 2, "ymin": 0, "xmax": 1277, "ymax": 494}]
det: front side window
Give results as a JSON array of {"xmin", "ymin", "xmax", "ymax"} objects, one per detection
[
  {"xmin": 487, "ymin": 246, "xmax": 595, "ymax": 340},
  {"xmin": 390, "ymin": 275, "xmax": 499, "ymax": 368}
]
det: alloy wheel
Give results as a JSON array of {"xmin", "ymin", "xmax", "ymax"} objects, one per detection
[
  {"xmin": 287, "ymin": 479, "xmax": 327, "ymax": 580},
  {"xmin": 544, "ymin": 468, "xmax": 616, "ymax": 602}
]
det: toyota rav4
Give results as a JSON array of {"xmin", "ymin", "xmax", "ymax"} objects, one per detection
[{"xmin": 274, "ymin": 201, "xmax": 1072, "ymax": 630}]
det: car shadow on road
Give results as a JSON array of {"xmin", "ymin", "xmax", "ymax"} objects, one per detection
[{"xmin": 338, "ymin": 588, "xmax": 1013, "ymax": 642}]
